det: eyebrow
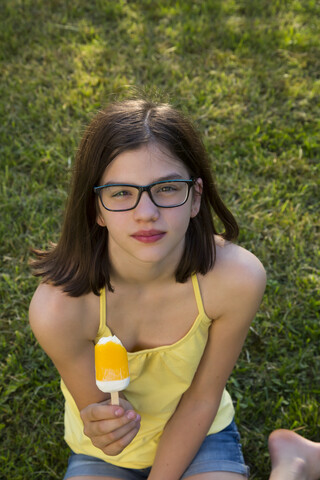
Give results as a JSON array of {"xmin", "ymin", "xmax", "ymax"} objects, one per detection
[
  {"xmin": 153, "ymin": 173, "xmax": 185, "ymax": 182},
  {"xmin": 104, "ymin": 173, "xmax": 187, "ymax": 185}
]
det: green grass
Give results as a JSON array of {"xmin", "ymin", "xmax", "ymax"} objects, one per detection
[{"xmin": 1, "ymin": 1, "xmax": 319, "ymax": 478}]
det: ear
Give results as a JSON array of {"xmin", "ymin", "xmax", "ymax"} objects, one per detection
[
  {"xmin": 96, "ymin": 213, "xmax": 106, "ymax": 227},
  {"xmin": 96, "ymin": 205, "xmax": 107, "ymax": 227},
  {"xmin": 190, "ymin": 178, "xmax": 203, "ymax": 218}
]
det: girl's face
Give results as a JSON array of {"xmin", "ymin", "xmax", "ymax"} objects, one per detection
[{"xmin": 96, "ymin": 143, "xmax": 202, "ymax": 270}]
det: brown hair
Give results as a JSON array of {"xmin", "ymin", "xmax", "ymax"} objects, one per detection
[{"xmin": 31, "ymin": 99, "xmax": 239, "ymax": 296}]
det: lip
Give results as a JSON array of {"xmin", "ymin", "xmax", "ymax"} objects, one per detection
[{"xmin": 131, "ymin": 229, "xmax": 166, "ymax": 243}]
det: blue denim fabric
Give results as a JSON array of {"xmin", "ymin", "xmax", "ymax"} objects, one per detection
[{"xmin": 63, "ymin": 418, "xmax": 249, "ymax": 479}]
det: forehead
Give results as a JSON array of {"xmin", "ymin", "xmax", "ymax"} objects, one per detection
[{"xmin": 101, "ymin": 143, "xmax": 189, "ymax": 183}]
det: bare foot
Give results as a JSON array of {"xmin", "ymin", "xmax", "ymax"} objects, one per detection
[{"xmin": 268, "ymin": 429, "xmax": 320, "ymax": 480}]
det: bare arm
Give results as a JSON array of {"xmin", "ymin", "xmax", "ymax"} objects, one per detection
[
  {"xmin": 29, "ymin": 283, "xmax": 140, "ymax": 454},
  {"xmin": 148, "ymin": 249, "xmax": 266, "ymax": 480},
  {"xmin": 29, "ymin": 283, "xmax": 106, "ymax": 409}
]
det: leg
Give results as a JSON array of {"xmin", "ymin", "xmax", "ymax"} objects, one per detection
[
  {"xmin": 186, "ymin": 473, "xmax": 246, "ymax": 480},
  {"xmin": 68, "ymin": 477, "xmax": 120, "ymax": 480},
  {"xmin": 268, "ymin": 429, "xmax": 320, "ymax": 480},
  {"xmin": 63, "ymin": 452, "xmax": 149, "ymax": 480}
]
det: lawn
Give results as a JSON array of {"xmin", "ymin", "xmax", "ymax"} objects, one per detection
[{"xmin": 1, "ymin": 1, "xmax": 319, "ymax": 478}]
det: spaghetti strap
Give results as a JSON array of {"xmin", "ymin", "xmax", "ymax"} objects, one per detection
[
  {"xmin": 98, "ymin": 287, "xmax": 107, "ymax": 336},
  {"xmin": 191, "ymin": 273, "xmax": 205, "ymax": 315}
]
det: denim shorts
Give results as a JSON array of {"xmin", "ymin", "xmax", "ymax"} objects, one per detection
[{"xmin": 63, "ymin": 418, "xmax": 249, "ymax": 479}]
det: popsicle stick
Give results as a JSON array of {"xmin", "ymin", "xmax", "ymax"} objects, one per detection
[{"xmin": 110, "ymin": 391, "xmax": 119, "ymax": 405}]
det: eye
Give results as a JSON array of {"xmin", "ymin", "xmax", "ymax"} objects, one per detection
[
  {"xmin": 104, "ymin": 186, "xmax": 135, "ymax": 199},
  {"xmin": 111, "ymin": 189, "xmax": 132, "ymax": 198},
  {"xmin": 155, "ymin": 182, "xmax": 181, "ymax": 194},
  {"xmin": 162, "ymin": 185, "xmax": 177, "ymax": 192}
]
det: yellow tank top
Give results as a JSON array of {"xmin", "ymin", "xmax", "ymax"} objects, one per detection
[{"xmin": 61, "ymin": 274, "xmax": 235, "ymax": 468}]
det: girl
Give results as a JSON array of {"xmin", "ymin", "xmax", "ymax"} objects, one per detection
[{"xmin": 29, "ymin": 98, "xmax": 267, "ymax": 480}]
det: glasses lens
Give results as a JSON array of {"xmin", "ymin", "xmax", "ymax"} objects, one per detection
[
  {"xmin": 100, "ymin": 185, "xmax": 139, "ymax": 211},
  {"xmin": 150, "ymin": 181, "xmax": 189, "ymax": 207}
]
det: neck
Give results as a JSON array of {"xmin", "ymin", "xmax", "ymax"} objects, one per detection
[
  {"xmin": 110, "ymin": 256, "xmax": 178, "ymax": 287},
  {"xmin": 108, "ymin": 243, "xmax": 184, "ymax": 288}
]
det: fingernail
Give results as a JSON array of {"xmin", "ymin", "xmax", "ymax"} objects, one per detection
[
  {"xmin": 115, "ymin": 408, "xmax": 123, "ymax": 417},
  {"xmin": 126, "ymin": 411, "xmax": 136, "ymax": 420}
]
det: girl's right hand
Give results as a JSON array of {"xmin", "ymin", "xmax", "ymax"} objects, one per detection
[{"xmin": 80, "ymin": 398, "xmax": 141, "ymax": 456}]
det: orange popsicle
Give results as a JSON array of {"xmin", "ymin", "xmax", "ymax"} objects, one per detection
[{"xmin": 95, "ymin": 336, "xmax": 130, "ymax": 405}]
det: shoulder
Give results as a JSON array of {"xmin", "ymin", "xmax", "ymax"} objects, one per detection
[
  {"xmin": 216, "ymin": 236, "xmax": 266, "ymax": 285},
  {"xmin": 29, "ymin": 283, "xmax": 100, "ymax": 357},
  {"xmin": 200, "ymin": 237, "xmax": 266, "ymax": 319},
  {"xmin": 30, "ymin": 282, "xmax": 84, "ymax": 332}
]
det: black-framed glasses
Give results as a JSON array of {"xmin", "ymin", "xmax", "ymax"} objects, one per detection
[{"xmin": 93, "ymin": 178, "xmax": 196, "ymax": 212}]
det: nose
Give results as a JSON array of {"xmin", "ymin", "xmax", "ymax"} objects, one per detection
[{"xmin": 132, "ymin": 190, "xmax": 159, "ymax": 221}]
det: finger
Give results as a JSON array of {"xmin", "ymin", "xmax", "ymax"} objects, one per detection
[
  {"xmin": 101, "ymin": 423, "xmax": 141, "ymax": 456},
  {"xmin": 81, "ymin": 403, "xmax": 124, "ymax": 423},
  {"xmin": 91, "ymin": 417, "xmax": 140, "ymax": 449},
  {"xmin": 83, "ymin": 410, "xmax": 141, "ymax": 438}
]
